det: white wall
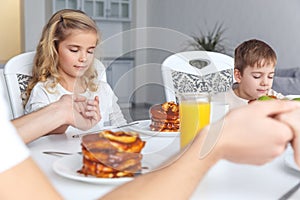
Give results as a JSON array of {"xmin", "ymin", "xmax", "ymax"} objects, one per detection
[
  {"xmin": 0, "ymin": 0, "xmax": 21, "ymax": 62},
  {"xmin": 96, "ymin": 21, "xmax": 125, "ymax": 57},
  {"xmin": 23, "ymin": 0, "xmax": 47, "ymax": 51},
  {"xmin": 145, "ymin": 0, "xmax": 300, "ymax": 68}
]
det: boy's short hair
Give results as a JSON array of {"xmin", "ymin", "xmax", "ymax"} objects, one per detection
[{"xmin": 234, "ymin": 39, "xmax": 277, "ymax": 74}]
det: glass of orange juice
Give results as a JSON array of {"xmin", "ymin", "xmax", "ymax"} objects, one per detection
[{"xmin": 179, "ymin": 93, "xmax": 211, "ymax": 149}]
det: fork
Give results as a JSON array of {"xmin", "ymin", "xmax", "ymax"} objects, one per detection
[
  {"xmin": 71, "ymin": 121, "xmax": 139, "ymax": 138},
  {"xmin": 278, "ymin": 181, "xmax": 300, "ymax": 200},
  {"xmin": 43, "ymin": 151, "xmax": 82, "ymax": 157}
]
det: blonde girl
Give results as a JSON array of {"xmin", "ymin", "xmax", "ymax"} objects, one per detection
[{"xmin": 25, "ymin": 9, "xmax": 126, "ymax": 134}]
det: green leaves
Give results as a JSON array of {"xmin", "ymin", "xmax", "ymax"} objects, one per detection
[{"xmin": 189, "ymin": 22, "xmax": 229, "ymax": 54}]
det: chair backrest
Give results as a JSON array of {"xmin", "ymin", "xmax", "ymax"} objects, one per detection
[
  {"xmin": 4, "ymin": 52, "xmax": 35, "ymax": 119},
  {"xmin": 161, "ymin": 51, "xmax": 234, "ymax": 102},
  {"xmin": 0, "ymin": 68, "xmax": 13, "ymax": 119},
  {"xmin": 3, "ymin": 51, "xmax": 107, "ymax": 119}
]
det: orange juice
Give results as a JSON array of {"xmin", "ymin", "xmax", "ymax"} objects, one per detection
[{"xmin": 179, "ymin": 101, "xmax": 210, "ymax": 148}]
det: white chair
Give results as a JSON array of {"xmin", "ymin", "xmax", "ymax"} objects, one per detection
[
  {"xmin": 3, "ymin": 51, "xmax": 107, "ymax": 119},
  {"xmin": 4, "ymin": 52, "xmax": 35, "ymax": 119},
  {"xmin": 0, "ymin": 68, "xmax": 13, "ymax": 119},
  {"xmin": 161, "ymin": 51, "xmax": 234, "ymax": 102}
]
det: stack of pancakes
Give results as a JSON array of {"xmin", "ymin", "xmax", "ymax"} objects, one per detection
[
  {"xmin": 78, "ymin": 130, "xmax": 145, "ymax": 178},
  {"xmin": 149, "ymin": 101, "xmax": 180, "ymax": 132}
]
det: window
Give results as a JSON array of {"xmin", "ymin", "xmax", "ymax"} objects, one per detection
[{"xmin": 52, "ymin": 0, "xmax": 131, "ymax": 21}]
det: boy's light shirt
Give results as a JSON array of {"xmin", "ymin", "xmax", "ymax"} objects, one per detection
[
  {"xmin": 212, "ymin": 87, "xmax": 248, "ymax": 110},
  {"xmin": 212, "ymin": 83, "xmax": 285, "ymax": 110}
]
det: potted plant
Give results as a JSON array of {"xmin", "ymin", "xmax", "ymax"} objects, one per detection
[
  {"xmin": 187, "ymin": 22, "xmax": 230, "ymax": 69},
  {"xmin": 189, "ymin": 22, "xmax": 229, "ymax": 54}
]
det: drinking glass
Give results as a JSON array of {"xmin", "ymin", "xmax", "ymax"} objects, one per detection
[
  {"xmin": 210, "ymin": 101, "xmax": 229, "ymax": 123},
  {"xmin": 179, "ymin": 93, "xmax": 211, "ymax": 149}
]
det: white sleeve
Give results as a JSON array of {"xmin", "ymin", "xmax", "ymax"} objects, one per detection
[
  {"xmin": 24, "ymin": 82, "xmax": 52, "ymax": 114},
  {"xmin": 0, "ymin": 89, "xmax": 30, "ymax": 173},
  {"xmin": 107, "ymin": 85, "xmax": 127, "ymax": 126}
]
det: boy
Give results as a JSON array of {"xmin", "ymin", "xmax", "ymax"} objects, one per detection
[{"xmin": 213, "ymin": 39, "xmax": 284, "ymax": 109}]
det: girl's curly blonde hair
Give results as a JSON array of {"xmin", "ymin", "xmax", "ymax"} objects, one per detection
[{"xmin": 25, "ymin": 9, "xmax": 100, "ymax": 105}]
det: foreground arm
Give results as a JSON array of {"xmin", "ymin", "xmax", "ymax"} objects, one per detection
[
  {"xmin": 0, "ymin": 158, "xmax": 62, "ymax": 200},
  {"xmin": 12, "ymin": 95, "xmax": 100, "ymax": 143},
  {"xmin": 0, "ymin": 93, "xmax": 61, "ymax": 199},
  {"xmin": 3, "ymin": 100, "xmax": 300, "ymax": 199},
  {"xmin": 102, "ymin": 100, "xmax": 300, "ymax": 200},
  {"xmin": 276, "ymin": 108, "xmax": 300, "ymax": 166},
  {"xmin": 12, "ymin": 99, "xmax": 69, "ymax": 143}
]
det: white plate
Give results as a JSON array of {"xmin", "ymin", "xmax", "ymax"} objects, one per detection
[
  {"xmin": 53, "ymin": 154, "xmax": 150, "ymax": 185},
  {"xmin": 128, "ymin": 120, "xmax": 180, "ymax": 137},
  {"xmin": 285, "ymin": 95, "xmax": 300, "ymax": 100},
  {"xmin": 284, "ymin": 153, "xmax": 300, "ymax": 172}
]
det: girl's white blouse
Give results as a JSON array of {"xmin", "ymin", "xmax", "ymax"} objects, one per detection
[{"xmin": 25, "ymin": 79, "xmax": 127, "ymax": 134}]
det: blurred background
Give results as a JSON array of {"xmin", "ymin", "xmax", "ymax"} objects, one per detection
[{"xmin": 1, "ymin": 0, "xmax": 299, "ymax": 115}]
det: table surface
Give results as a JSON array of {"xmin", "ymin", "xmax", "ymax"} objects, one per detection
[{"xmin": 28, "ymin": 131, "xmax": 300, "ymax": 200}]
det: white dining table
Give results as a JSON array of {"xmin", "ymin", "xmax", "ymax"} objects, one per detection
[{"xmin": 28, "ymin": 130, "xmax": 300, "ymax": 200}]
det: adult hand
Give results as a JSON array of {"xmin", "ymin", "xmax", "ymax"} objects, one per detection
[
  {"xmin": 59, "ymin": 95, "xmax": 101, "ymax": 130},
  {"xmin": 275, "ymin": 107, "xmax": 300, "ymax": 167},
  {"xmin": 73, "ymin": 95, "xmax": 101, "ymax": 130},
  {"xmin": 214, "ymin": 100, "xmax": 300, "ymax": 165},
  {"xmin": 85, "ymin": 96, "xmax": 101, "ymax": 120}
]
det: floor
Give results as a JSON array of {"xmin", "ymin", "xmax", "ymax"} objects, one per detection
[{"xmin": 121, "ymin": 104, "xmax": 151, "ymax": 122}]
